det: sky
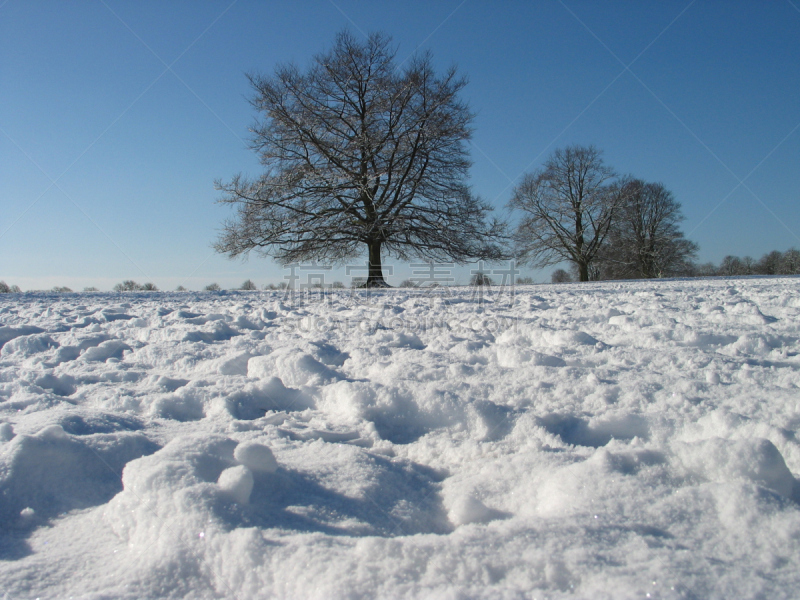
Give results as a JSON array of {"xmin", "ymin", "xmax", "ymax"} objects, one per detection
[{"xmin": 1, "ymin": 0, "xmax": 799, "ymax": 291}]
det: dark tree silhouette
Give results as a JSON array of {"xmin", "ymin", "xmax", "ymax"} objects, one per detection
[
  {"xmin": 215, "ymin": 30, "xmax": 505, "ymax": 286},
  {"xmin": 551, "ymin": 269, "xmax": 572, "ymax": 283},
  {"xmin": 599, "ymin": 179, "xmax": 697, "ymax": 278},
  {"xmin": 757, "ymin": 250, "xmax": 784, "ymax": 275},
  {"xmin": 509, "ymin": 145, "xmax": 623, "ymax": 282},
  {"xmin": 114, "ymin": 280, "xmax": 141, "ymax": 292},
  {"xmin": 470, "ymin": 272, "xmax": 493, "ymax": 286},
  {"xmin": 781, "ymin": 248, "xmax": 800, "ymax": 274}
]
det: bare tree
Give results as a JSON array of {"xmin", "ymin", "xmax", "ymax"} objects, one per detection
[
  {"xmin": 114, "ymin": 280, "xmax": 141, "ymax": 291},
  {"xmin": 551, "ymin": 269, "xmax": 572, "ymax": 283},
  {"xmin": 691, "ymin": 262, "xmax": 718, "ymax": 277},
  {"xmin": 757, "ymin": 250, "xmax": 783, "ymax": 275},
  {"xmin": 215, "ymin": 30, "xmax": 505, "ymax": 287},
  {"xmin": 781, "ymin": 248, "xmax": 800, "ymax": 274},
  {"xmin": 470, "ymin": 272, "xmax": 493, "ymax": 286},
  {"xmin": 599, "ymin": 179, "xmax": 697, "ymax": 278},
  {"xmin": 719, "ymin": 255, "xmax": 743, "ymax": 276},
  {"xmin": 509, "ymin": 145, "xmax": 622, "ymax": 281},
  {"xmin": 740, "ymin": 256, "xmax": 756, "ymax": 275}
]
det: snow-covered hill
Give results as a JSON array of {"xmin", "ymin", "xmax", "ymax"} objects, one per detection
[{"xmin": 1, "ymin": 278, "xmax": 799, "ymax": 599}]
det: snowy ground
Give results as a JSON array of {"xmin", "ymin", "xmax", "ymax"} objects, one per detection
[{"xmin": 1, "ymin": 277, "xmax": 799, "ymax": 599}]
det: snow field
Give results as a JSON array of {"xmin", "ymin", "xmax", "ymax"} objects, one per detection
[{"xmin": 1, "ymin": 278, "xmax": 799, "ymax": 598}]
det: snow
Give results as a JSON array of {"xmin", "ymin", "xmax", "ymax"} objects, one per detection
[{"xmin": 1, "ymin": 277, "xmax": 800, "ymax": 599}]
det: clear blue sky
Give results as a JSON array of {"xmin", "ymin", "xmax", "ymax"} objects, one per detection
[{"xmin": 2, "ymin": 0, "xmax": 799, "ymax": 291}]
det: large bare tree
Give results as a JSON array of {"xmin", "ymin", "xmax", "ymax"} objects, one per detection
[
  {"xmin": 599, "ymin": 179, "xmax": 697, "ymax": 279},
  {"xmin": 509, "ymin": 145, "xmax": 622, "ymax": 281},
  {"xmin": 214, "ymin": 30, "xmax": 505, "ymax": 286}
]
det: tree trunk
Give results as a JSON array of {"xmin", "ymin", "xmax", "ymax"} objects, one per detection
[
  {"xmin": 366, "ymin": 240, "xmax": 389, "ymax": 287},
  {"xmin": 578, "ymin": 262, "xmax": 589, "ymax": 282}
]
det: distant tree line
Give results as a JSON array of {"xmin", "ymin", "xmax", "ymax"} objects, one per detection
[
  {"xmin": 550, "ymin": 247, "xmax": 800, "ymax": 282},
  {"xmin": 113, "ymin": 280, "xmax": 159, "ymax": 292},
  {"xmin": 693, "ymin": 248, "xmax": 800, "ymax": 278}
]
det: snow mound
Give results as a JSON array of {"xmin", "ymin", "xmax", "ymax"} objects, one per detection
[
  {"xmin": 0, "ymin": 423, "xmax": 15, "ymax": 441},
  {"xmin": 538, "ymin": 413, "xmax": 649, "ymax": 447},
  {"xmin": 319, "ymin": 381, "xmax": 432, "ymax": 443},
  {"xmin": 0, "ymin": 326, "xmax": 45, "ymax": 349},
  {"xmin": 81, "ymin": 339, "xmax": 132, "ymax": 361},
  {"xmin": 674, "ymin": 437, "xmax": 798, "ymax": 499},
  {"xmin": 227, "ymin": 378, "xmax": 315, "ymax": 419},
  {"xmin": 248, "ymin": 348, "xmax": 343, "ymax": 387},
  {"xmin": 445, "ymin": 494, "xmax": 507, "ymax": 526},
  {"xmin": 33, "ymin": 372, "xmax": 77, "ymax": 397},
  {"xmin": 496, "ymin": 345, "xmax": 566, "ymax": 368},
  {"xmin": 0, "ymin": 424, "xmax": 157, "ymax": 531},
  {"xmin": 182, "ymin": 321, "xmax": 240, "ymax": 343},
  {"xmin": 99, "ymin": 434, "xmax": 449, "ymax": 595},
  {"xmin": 149, "ymin": 392, "xmax": 205, "ymax": 421},
  {"xmin": 0, "ymin": 333, "xmax": 58, "ymax": 358}
]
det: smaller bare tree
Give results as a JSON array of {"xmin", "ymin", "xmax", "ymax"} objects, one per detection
[
  {"xmin": 551, "ymin": 269, "xmax": 572, "ymax": 283},
  {"xmin": 781, "ymin": 248, "xmax": 800, "ymax": 274},
  {"xmin": 599, "ymin": 179, "xmax": 697, "ymax": 278},
  {"xmin": 719, "ymin": 255, "xmax": 743, "ymax": 276},
  {"xmin": 470, "ymin": 272, "xmax": 493, "ymax": 286},
  {"xmin": 114, "ymin": 280, "xmax": 141, "ymax": 291},
  {"xmin": 757, "ymin": 250, "xmax": 784, "ymax": 275},
  {"xmin": 509, "ymin": 145, "xmax": 623, "ymax": 282}
]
